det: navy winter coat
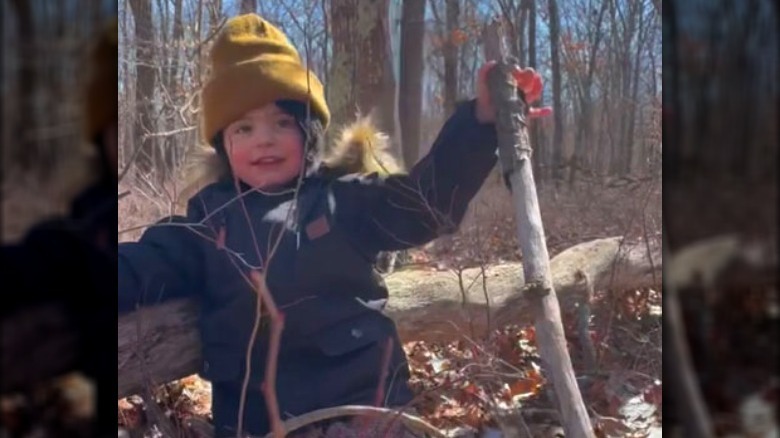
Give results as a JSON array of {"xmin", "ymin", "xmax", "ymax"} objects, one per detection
[{"xmin": 118, "ymin": 100, "xmax": 498, "ymax": 435}]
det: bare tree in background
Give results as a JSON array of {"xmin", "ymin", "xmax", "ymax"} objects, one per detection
[
  {"xmin": 6, "ymin": 0, "xmax": 37, "ymax": 171},
  {"xmin": 617, "ymin": 0, "xmax": 643, "ymax": 175},
  {"xmin": 209, "ymin": 0, "xmax": 223, "ymax": 28},
  {"xmin": 665, "ymin": 0, "xmax": 777, "ymax": 242},
  {"xmin": 240, "ymin": 0, "xmax": 257, "ymax": 14},
  {"xmin": 603, "ymin": 0, "xmax": 641, "ymax": 176},
  {"xmin": 111, "ymin": 0, "xmax": 662, "ymax": 195},
  {"xmin": 3, "ymin": 0, "xmax": 115, "ymax": 183},
  {"xmin": 496, "ymin": 0, "xmax": 530, "ymax": 64},
  {"xmin": 398, "ymin": 0, "xmax": 426, "ymax": 166},
  {"xmin": 548, "ymin": 0, "xmax": 564, "ymax": 185},
  {"xmin": 564, "ymin": 0, "xmax": 607, "ymax": 187},
  {"xmin": 328, "ymin": 0, "xmax": 397, "ymax": 146},
  {"xmin": 129, "ymin": 0, "xmax": 157, "ymax": 175},
  {"xmin": 443, "ymin": 0, "xmax": 460, "ymax": 117}
]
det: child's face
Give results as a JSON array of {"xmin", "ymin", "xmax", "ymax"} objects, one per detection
[{"xmin": 223, "ymin": 103, "xmax": 304, "ymax": 190}]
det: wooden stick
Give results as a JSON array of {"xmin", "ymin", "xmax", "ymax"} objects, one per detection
[{"xmin": 481, "ymin": 19, "xmax": 595, "ymax": 438}]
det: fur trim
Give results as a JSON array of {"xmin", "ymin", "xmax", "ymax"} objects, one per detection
[{"xmin": 322, "ymin": 114, "xmax": 403, "ymax": 177}]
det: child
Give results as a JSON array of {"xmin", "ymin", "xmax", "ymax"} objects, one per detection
[{"xmin": 118, "ymin": 14, "xmax": 550, "ymax": 437}]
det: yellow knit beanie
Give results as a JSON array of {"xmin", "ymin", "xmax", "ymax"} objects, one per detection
[
  {"xmin": 84, "ymin": 19, "xmax": 118, "ymax": 142},
  {"xmin": 201, "ymin": 14, "xmax": 330, "ymax": 144}
]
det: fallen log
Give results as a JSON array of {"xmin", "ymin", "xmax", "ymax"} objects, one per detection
[{"xmin": 118, "ymin": 236, "xmax": 660, "ymax": 399}]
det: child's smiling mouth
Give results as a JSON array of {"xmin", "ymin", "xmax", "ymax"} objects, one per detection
[{"xmin": 251, "ymin": 156, "xmax": 284, "ymax": 166}]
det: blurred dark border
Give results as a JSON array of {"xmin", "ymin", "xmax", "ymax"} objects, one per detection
[
  {"xmin": 662, "ymin": 0, "xmax": 778, "ymax": 435},
  {"xmin": 1, "ymin": 1, "xmax": 118, "ymax": 437}
]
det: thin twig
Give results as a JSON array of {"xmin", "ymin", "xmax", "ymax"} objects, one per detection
[
  {"xmin": 235, "ymin": 129, "xmax": 304, "ymax": 436},
  {"xmin": 480, "ymin": 263, "xmax": 492, "ymax": 336},
  {"xmin": 252, "ymin": 270, "xmax": 286, "ymax": 438}
]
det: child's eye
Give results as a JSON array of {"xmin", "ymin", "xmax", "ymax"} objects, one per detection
[
  {"xmin": 234, "ymin": 124, "xmax": 252, "ymax": 135},
  {"xmin": 277, "ymin": 118, "xmax": 296, "ymax": 128}
]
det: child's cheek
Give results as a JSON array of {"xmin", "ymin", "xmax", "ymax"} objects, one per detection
[
  {"xmin": 291, "ymin": 150, "xmax": 304, "ymax": 174},
  {"xmin": 227, "ymin": 145, "xmax": 251, "ymax": 170}
]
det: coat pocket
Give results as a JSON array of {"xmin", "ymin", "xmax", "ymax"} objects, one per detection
[
  {"xmin": 312, "ymin": 312, "xmax": 395, "ymax": 357},
  {"xmin": 199, "ymin": 306, "xmax": 259, "ymax": 384}
]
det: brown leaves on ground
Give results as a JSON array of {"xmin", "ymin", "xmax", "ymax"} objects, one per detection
[
  {"xmin": 118, "ymin": 375, "xmax": 212, "ymax": 436},
  {"xmin": 116, "ymin": 286, "xmax": 665, "ymax": 437},
  {"xmin": 404, "ymin": 326, "xmax": 545, "ymax": 431}
]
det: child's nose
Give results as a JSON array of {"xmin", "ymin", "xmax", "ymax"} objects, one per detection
[{"xmin": 254, "ymin": 124, "xmax": 276, "ymax": 146}]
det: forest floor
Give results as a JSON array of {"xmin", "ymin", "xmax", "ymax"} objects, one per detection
[{"xmin": 115, "ymin": 261, "xmax": 664, "ymax": 437}]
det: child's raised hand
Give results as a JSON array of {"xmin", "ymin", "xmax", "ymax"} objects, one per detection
[{"xmin": 475, "ymin": 60, "xmax": 553, "ymax": 124}]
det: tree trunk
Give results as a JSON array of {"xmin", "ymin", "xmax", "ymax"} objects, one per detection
[
  {"xmin": 548, "ymin": 0, "xmax": 564, "ymax": 185},
  {"xmin": 115, "ymin": 237, "xmax": 661, "ymax": 399},
  {"xmin": 7, "ymin": 0, "xmax": 37, "ymax": 171},
  {"xmin": 196, "ymin": 0, "xmax": 204, "ymax": 89},
  {"xmin": 239, "ymin": 0, "xmax": 256, "ymax": 14},
  {"xmin": 320, "ymin": 0, "xmax": 330, "ymax": 89},
  {"xmin": 569, "ymin": 0, "xmax": 607, "ymax": 188},
  {"xmin": 329, "ymin": 0, "xmax": 396, "ymax": 142},
  {"xmin": 168, "ymin": 0, "xmax": 185, "ymax": 172},
  {"xmin": 398, "ymin": 0, "xmax": 426, "ymax": 167},
  {"xmin": 613, "ymin": 1, "xmax": 639, "ymax": 176},
  {"xmin": 606, "ymin": 0, "xmax": 620, "ymax": 176},
  {"xmin": 497, "ymin": 0, "xmax": 526, "ymax": 63},
  {"xmin": 208, "ymin": 0, "xmax": 222, "ymax": 30},
  {"xmin": 129, "ymin": 0, "xmax": 157, "ymax": 174},
  {"xmin": 442, "ymin": 0, "xmax": 460, "ymax": 117},
  {"xmin": 625, "ymin": 6, "xmax": 646, "ymax": 175},
  {"xmin": 621, "ymin": 1, "xmax": 642, "ymax": 175},
  {"xmin": 517, "ymin": 1, "xmax": 529, "ymax": 65},
  {"xmin": 168, "ymin": 0, "xmax": 184, "ymax": 95}
]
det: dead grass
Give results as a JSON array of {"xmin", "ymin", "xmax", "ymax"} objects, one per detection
[
  {"xmin": 118, "ymin": 177, "xmax": 188, "ymax": 243},
  {"xmin": 434, "ymin": 169, "xmax": 661, "ymax": 265}
]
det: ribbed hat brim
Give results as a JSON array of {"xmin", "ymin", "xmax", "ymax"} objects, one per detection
[{"xmin": 201, "ymin": 57, "xmax": 330, "ymax": 142}]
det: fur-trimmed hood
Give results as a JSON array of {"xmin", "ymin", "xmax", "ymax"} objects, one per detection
[{"xmin": 180, "ymin": 115, "xmax": 401, "ymax": 202}]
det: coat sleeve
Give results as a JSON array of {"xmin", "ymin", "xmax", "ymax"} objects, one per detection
[
  {"xmin": 118, "ymin": 199, "xmax": 213, "ymax": 314},
  {"xmin": 337, "ymin": 99, "xmax": 499, "ymax": 252}
]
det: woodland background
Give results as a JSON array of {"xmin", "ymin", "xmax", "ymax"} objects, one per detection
[
  {"xmin": 0, "ymin": 0, "xmax": 777, "ymax": 436},
  {"xmin": 111, "ymin": 0, "xmax": 662, "ymax": 192}
]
